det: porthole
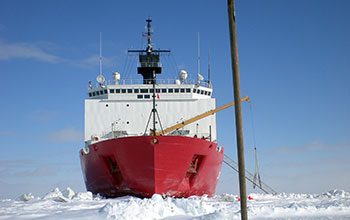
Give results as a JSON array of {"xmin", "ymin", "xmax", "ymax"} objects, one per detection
[
  {"xmin": 106, "ymin": 104, "xmax": 109, "ymax": 107},
  {"xmin": 126, "ymin": 104, "xmax": 129, "ymax": 107},
  {"xmin": 126, "ymin": 121, "xmax": 129, "ymax": 124}
]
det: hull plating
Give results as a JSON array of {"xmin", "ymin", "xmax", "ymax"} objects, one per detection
[{"xmin": 80, "ymin": 136, "xmax": 223, "ymax": 198}]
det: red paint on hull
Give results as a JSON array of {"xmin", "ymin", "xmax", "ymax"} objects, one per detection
[{"xmin": 80, "ymin": 136, "xmax": 223, "ymax": 198}]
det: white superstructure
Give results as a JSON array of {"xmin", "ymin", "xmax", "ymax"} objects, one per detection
[{"xmin": 84, "ymin": 78, "xmax": 217, "ymax": 144}]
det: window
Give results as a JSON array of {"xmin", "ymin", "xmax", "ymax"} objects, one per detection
[
  {"xmin": 109, "ymin": 89, "xmax": 115, "ymax": 93},
  {"xmin": 174, "ymin": 88, "xmax": 179, "ymax": 93},
  {"xmin": 96, "ymin": 91, "xmax": 100, "ymax": 95},
  {"xmin": 116, "ymin": 89, "xmax": 120, "ymax": 93},
  {"xmin": 200, "ymin": 90, "xmax": 204, "ymax": 95},
  {"xmin": 168, "ymin": 88, "xmax": 173, "ymax": 93},
  {"xmin": 208, "ymin": 92, "xmax": 211, "ymax": 96},
  {"xmin": 104, "ymin": 89, "xmax": 107, "ymax": 94},
  {"xmin": 127, "ymin": 89, "xmax": 133, "ymax": 93},
  {"xmin": 161, "ymin": 88, "xmax": 167, "ymax": 93},
  {"xmin": 186, "ymin": 88, "xmax": 191, "ymax": 93},
  {"xmin": 193, "ymin": 89, "xmax": 197, "ymax": 93},
  {"xmin": 150, "ymin": 89, "xmax": 154, "ymax": 93},
  {"xmin": 204, "ymin": 91, "xmax": 208, "ymax": 95},
  {"xmin": 156, "ymin": 89, "xmax": 160, "ymax": 93},
  {"xmin": 89, "ymin": 93, "xmax": 92, "ymax": 97},
  {"xmin": 137, "ymin": 95, "xmax": 143, "ymax": 99},
  {"xmin": 141, "ymin": 89, "xmax": 148, "ymax": 93},
  {"xmin": 92, "ymin": 92, "xmax": 96, "ymax": 96},
  {"xmin": 180, "ymin": 88, "xmax": 185, "ymax": 93},
  {"xmin": 134, "ymin": 89, "xmax": 139, "ymax": 93},
  {"xmin": 197, "ymin": 90, "xmax": 200, "ymax": 94},
  {"xmin": 122, "ymin": 89, "xmax": 126, "ymax": 93},
  {"xmin": 144, "ymin": 94, "xmax": 150, "ymax": 99}
]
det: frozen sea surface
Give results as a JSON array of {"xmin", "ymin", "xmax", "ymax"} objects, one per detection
[{"xmin": 0, "ymin": 188, "xmax": 350, "ymax": 220}]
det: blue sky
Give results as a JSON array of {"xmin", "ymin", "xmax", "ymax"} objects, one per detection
[{"xmin": 0, "ymin": 0, "xmax": 349, "ymax": 199}]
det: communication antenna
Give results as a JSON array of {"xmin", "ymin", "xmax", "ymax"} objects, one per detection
[
  {"xmin": 99, "ymin": 32, "xmax": 102, "ymax": 77},
  {"xmin": 208, "ymin": 42, "xmax": 211, "ymax": 85},
  {"xmin": 96, "ymin": 32, "xmax": 105, "ymax": 86},
  {"xmin": 197, "ymin": 32, "xmax": 200, "ymax": 76}
]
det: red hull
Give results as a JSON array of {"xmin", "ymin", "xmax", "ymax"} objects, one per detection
[{"xmin": 80, "ymin": 136, "xmax": 223, "ymax": 198}]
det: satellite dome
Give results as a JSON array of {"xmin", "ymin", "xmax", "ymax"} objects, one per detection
[{"xmin": 178, "ymin": 70, "xmax": 188, "ymax": 82}]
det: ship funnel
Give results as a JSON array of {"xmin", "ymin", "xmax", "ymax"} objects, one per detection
[
  {"xmin": 113, "ymin": 72, "xmax": 120, "ymax": 85},
  {"xmin": 178, "ymin": 70, "xmax": 188, "ymax": 83}
]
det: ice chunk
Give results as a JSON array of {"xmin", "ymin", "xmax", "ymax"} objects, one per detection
[
  {"xmin": 72, "ymin": 191, "xmax": 93, "ymax": 201},
  {"xmin": 16, "ymin": 193, "xmax": 35, "ymax": 202},
  {"xmin": 62, "ymin": 187, "xmax": 75, "ymax": 200},
  {"xmin": 42, "ymin": 187, "xmax": 62, "ymax": 200}
]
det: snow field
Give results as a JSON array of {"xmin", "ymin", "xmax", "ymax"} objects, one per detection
[{"xmin": 0, "ymin": 188, "xmax": 349, "ymax": 219}]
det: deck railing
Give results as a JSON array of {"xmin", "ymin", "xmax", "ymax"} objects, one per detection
[{"xmin": 92, "ymin": 78, "xmax": 211, "ymax": 89}]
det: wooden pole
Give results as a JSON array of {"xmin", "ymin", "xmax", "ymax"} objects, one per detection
[{"xmin": 227, "ymin": 0, "xmax": 248, "ymax": 219}]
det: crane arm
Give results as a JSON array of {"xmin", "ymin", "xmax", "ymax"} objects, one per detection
[{"xmin": 155, "ymin": 96, "xmax": 250, "ymax": 136}]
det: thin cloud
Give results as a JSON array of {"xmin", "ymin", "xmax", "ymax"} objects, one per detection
[
  {"xmin": 0, "ymin": 24, "xmax": 5, "ymax": 32},
  {"xmin": 0, "ymin": 40, "xmax": 63, "ymax": 63},
  {"xmin": 18, "ymin": 167, "xmax": 56, "ymax": 178},
  {"xmin": 0, "ymin": 130, "xmax": 16, "ymax": 136},
  {"xmin": 271, "ymin": 140, "xmax": 350, "ymax": 155},
  {"xmin": 46, "ymin": 127, "xmax": 83, "ymax": 143},
  {"xmin": 0, "ymin": 39, "xmax": 117, "ymax": 70},
  {"xmin": 29, "ymin": 109, "xmax": 58, "ymax": 122},
  {"xmin": 72, "ymin": 54, "xmax": 117, "ymax": 69}
]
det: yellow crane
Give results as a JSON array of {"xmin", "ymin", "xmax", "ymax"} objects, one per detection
[{"xmin": 155, "ymin": 96, "xmax": 250, "ymax": 136}]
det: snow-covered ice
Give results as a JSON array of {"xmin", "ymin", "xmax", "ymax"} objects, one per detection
[{"xmin": 1, "ymin": 188, "xmax": 350, "ymax": 219}]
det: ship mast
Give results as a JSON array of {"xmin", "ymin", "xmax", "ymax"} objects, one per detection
[{"xmin": 129, "ymin": 19, "xmax": 169, "ymax": 135}]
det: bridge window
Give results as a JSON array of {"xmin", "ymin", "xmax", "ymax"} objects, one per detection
[
  {"xmin": 122, "ymin": 89, "xmax": 126, "ymax": 93},
  {"xmin": 208, "ymin": 92, "xmax": 211, "ymax": 96},
  {"xmin": 127, "ymin": 89, "xmax": 133, "ymax": 93},
  {"xmin": 197, "ymin": 90, "xmax": 200, "ymax": 94},
  {"xmin": 134, "ymin": 89, "xmax": 139, "ymax": 93},
  {"xmin": 186, "ymin": 88, "xmax": 191, "ymax": 93},
  {"xmin": 92, "ymin": 92, "xmax": 96, "ymax": 96},
  {"xmin": 89, "ymin": 92, "xmax": 92, "ymax": 97},
  {"xmin": 96, "ymin": 91, "xmax": 100, "ymax": 95},
  {"xmin": 109, "ymin": 89, "xmax": 115, "ymax": 93},
  {"xmin": 200, "ymin": 90, "xmax": 204, "ymax": 95},
  {"xmin": 174, "ymin": 88, "xmax": 179, "ymax": 93},
  {"xmin": 204, "ymin": 91, "xmax": 208, "ymax": 95},
  {"xmin": 168, "ymin": 88, "xmax": 173, "ymax": 93},
  {"xmin": 116, "ymin": 89, "xmax": 120, "ymax": 93},
  {"xmin": 180, "ymin": 88, "xmax": 185, "ymax": 93},
  {"xmin": 104, "ymin": 89, "xmax": 107, "ymax": 94},
  {"xmin": 193, "ymin": 89, "xmax": 197, "ymax": 93}
]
